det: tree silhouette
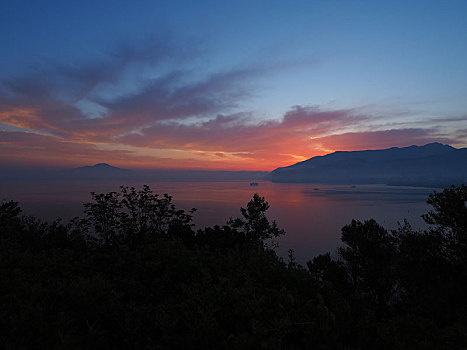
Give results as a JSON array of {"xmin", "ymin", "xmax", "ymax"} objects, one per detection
[
  {"xmin": 81, "ymin": 185, "xmax": 196, "ymax": 245},
  {"xmin": 228, "ymin": 193, "xmax": 284, "ymax": 246},
  {"xmin": 338, "ymin": 219, "xmax": 395, "ymax": 314},
  {"xmin": 2, "ymin": 185, "xmax": 467, "ymax": 348},
  {"xmin": 422, "ymin": 185, "xmax": 467, "ymax": 258},
  {"xmin": 83, "ymin": 191, "xmax": 122, "ymax": 245},
  {"xmin": 0, "ymin": 200, "xmax": 22, "ymax": 240}
]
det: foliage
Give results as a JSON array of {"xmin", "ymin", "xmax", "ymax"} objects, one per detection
[
  {"xmin": 338, "ymin": 219, "xmax": 396, "ymax": 315},
  {"xmin": 0, "ymin": 189, "xmax": 330, "ymax": 349},
  {"xmin": 81, "ymin": 185, "xmax": 196, "ymax": 245},
  {"xmin": 422, "ymin": 184, "xmax": 467, "ymax": 262},
  {"xmin": 228, "ymin": 193, "xmax": 284, "ymax": 247},
  {"xmin": 1, "ymin": 185, "xmax": 467, "ymax": 349},
  {"xmin": 307, "ymin": 185, "xmax": 467, "ymax": 347},
  {"xmin": 422, "ymin": 184, "xmax": 467, "ymax": 237}
]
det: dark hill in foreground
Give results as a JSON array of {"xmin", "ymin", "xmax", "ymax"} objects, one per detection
[
  {"xmin": 1, "ymin": 185, "xmax": 466, "ymax": 348},
  {"xmin": 267, "ymin": 143, "xmax": 467, "ymax": 187}
]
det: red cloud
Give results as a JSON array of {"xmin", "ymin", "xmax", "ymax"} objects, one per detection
[
  {"xmin": 115, "ymin": 107, "xmax": 366, "ymax": 157},
  {"xmin": 0, "ymin": 44, "xmax": 463, "ymax": 171}
]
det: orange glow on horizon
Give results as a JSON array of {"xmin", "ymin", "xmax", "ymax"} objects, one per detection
[{"xmin": 2, "ymin": 104, "xmax": 462, "ymax": 171}]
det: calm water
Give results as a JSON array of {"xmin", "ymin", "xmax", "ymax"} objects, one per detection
[{"xmin": 0, "ymin": 180, "xmax": 436, "ymax": 263}]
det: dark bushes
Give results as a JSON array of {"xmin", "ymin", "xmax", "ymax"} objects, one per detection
[{"xmin": 1, "ymin": 185, "xmax": 466, "ymax": 349}]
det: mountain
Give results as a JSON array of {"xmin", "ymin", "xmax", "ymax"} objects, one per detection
[
  {"xmin": 64, "ymin": 163, "xmax": 131, "ymax": 179},
  {"xmin": 267, "ymin": 143, "xmax": 467, "ymax": 187},
  {"xmin": 71, "ymin": 163, "xmax": 128, "ymax": 172},
  {"xmin": 63, "ymin": 164, "xmax": 266, "ymax": 181}
]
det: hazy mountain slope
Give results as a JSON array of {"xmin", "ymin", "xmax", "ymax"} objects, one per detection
[
  {"xmin": 0, "ymin": 163, "xmax": 267, "ymax": 182},
  {"xmin": 63, "ymin": 163, "xmax": 132, "ymax": 180},
  {"xmin": 268, "ymin": 143, "xmax": 467, "ymax": 187}
]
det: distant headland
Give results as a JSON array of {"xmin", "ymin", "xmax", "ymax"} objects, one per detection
[{"xmin": 266, "ymin": 143, "xmax": 467, "ymax": 188}]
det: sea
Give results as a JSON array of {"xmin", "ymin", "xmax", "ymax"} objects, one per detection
[{"xmin": 0, "ymin": 179, "xmax": 437, "ymax": 264}]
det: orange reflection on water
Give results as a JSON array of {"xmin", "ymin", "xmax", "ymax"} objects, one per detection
[{"xmin": 0, "ymin": 180, "xmax": 432, "ymax": 263}]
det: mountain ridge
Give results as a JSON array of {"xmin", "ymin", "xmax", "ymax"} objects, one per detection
[
  {"xmin": 70, "ymin": 163, "xmax": 129, "ymax": 171},
  {"xmin": 268, "ymin": 143, "xmax": 467, "ymax": 187}
]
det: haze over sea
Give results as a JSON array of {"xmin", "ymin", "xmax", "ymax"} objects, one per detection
[{"xmin": 0, "ymin": 179, "xmax": 434, "ymax": 263}]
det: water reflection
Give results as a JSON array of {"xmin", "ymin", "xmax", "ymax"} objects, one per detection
[{"xmin": 0, "ymin": 180, "xmax": 434, "ymax": 263}]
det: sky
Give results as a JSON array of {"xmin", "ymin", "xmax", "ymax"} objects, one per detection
[{"xmin": 1, "ymin": 0, "xmax": 466, "ymax": 171}]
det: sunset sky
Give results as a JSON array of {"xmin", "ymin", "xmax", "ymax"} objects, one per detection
[{"xmin": 1, "ymin": 0, "xmax": 466, "ymax": 171}]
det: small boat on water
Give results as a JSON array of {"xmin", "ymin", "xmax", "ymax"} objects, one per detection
[{"xmin": 250, "ymin": 182, "xmax": 259, "ymax": 186}]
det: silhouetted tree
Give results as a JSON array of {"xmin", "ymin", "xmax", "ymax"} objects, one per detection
[
  {"xmin": 82, "ymin": 186, "xmax": 196, "ymax": 245},
  {"xmin": 2, "ymin": 185, "xmax": 467, "ymax": 349},
  {"xmin": 0, "ymin": 200, "xmax": 22, "ymax": 242},
  {"xmin": 423, "ymin": 184, "xmax": 467, "ymax": 236},
  {"xmin": 422, "ymin": 185, "xmax": 467, "ymax": 262},
  {"xmin": 338, "ymin": 219, "xmax": 396, "ymax": 314},
  {"xmin": 83, "ymin": 191, "xmax": 122, "ymax": 245},
  {"xmin": 228, "ymin": 193, "xmax": 284, "ymax": 246}
]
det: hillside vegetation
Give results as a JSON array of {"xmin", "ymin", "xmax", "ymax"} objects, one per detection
[{"xmin": 1, "ymin": 185, "xmax": 466, "ymax": 349}]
